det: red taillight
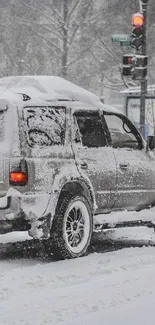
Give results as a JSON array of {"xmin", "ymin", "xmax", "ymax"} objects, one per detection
[
  {"xmin": 10, "ymin": 159, "xmax": 28, "ymax": 186},
  {"xmin": 10, "ymin": 172, "xmax": 27, "ymax": 183}
]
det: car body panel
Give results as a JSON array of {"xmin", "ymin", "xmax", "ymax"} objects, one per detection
[
  {"xmin": 74, "ymin": 146, "xmax": 117, "ymax": 213},
  {"xmin": 113, "ymin": 148, "xmax": 155, "ymax": 210}
]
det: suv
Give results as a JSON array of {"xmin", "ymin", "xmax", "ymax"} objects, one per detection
[{"xmin": 0, "ymin": 76, "xmax": 155, "ymax": 259}]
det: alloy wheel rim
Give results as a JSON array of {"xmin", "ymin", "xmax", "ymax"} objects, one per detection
[{"xmin": 64, "ymin": 200, "xmax": 90, "ymax": 254}]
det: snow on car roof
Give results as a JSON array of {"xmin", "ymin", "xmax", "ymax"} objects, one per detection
[
  {"xmin": 0, "ymin": 76, "xmax": 122, "ymax": 115},
  {"xmin": 101, "ymin": 103, "xmax": 123, "ymax": 115},
  {"xmin": 0, "ymin": 88, "xmax": 21, "ymax": 110},
  {"xmin": 0, "ymin": 75, "xmax": 101, "ymax": 105}
]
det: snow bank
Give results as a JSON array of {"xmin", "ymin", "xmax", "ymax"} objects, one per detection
[
  {"xmin": 0, "ymin": 231, "xmax": 31, "ymax": 243},
  {"xmin": 94, "ymin": 207, "xmax": 155, "ymax": 226}
]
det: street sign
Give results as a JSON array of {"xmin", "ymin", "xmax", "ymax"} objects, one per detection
[
  {"xmin": 111, "ymin": 34, "xmax": 132, "ymax": 43},
  {"xmin": 120, "ymin": 40, "xmax": 132, "ymax": 46}
]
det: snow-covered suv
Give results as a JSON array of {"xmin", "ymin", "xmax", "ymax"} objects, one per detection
[{"xmin": 0, "ymin": 75, "xmax": 155, "ymax": 259}]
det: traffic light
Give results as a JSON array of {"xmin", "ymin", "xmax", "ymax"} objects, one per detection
[
  {"xmin": 122, "ymin": 54, "xmax": 134, "ymax": 76},
  {"xmin": 122, "ymin": 54, "xmax": 148, "ymax": 79},
  {"xmin": 132, "ymin": 55, "xmax": 148, "ymax": 80},
  {"xmin": 131, "ymin": 13, "xmax": 144, "ymax": 51}
]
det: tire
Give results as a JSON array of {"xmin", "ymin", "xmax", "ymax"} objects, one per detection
[{"xmin": 48, "ymin": 194, "xmax": 93, "ymax": 259}]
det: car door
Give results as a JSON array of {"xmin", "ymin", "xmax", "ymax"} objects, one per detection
[
  {"xmin": 72, "ymin": 109, "xmax": 117, "ymax": 213},
  {"xmin": 104, "ymin": 112, "xmax": 155, "ymax": 210}
]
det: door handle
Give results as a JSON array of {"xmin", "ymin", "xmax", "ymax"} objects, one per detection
[
  {"xmin": 80, "ymin": 161, "xmax": 88, "ymax": 169},
  {"xmin": 119, "ymin": 163, "xmax": 128, "ymax": 170}
]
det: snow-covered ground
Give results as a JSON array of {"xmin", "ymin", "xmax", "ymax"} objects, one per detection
[{"xmin": 1, "ymin": 209, "xmax": 155, "ymax": 325}]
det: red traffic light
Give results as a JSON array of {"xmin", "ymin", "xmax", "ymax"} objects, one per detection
[
  {"xmin": 122, "ymin": 54, "xmax": 134, "ymax": 76},
  {"xmin": 132, "ymin": 13, "xmax": 144, "ymax": 27},
  {"xmin": 123, "ymin": 55, "xmax": 133, "ymax": 65},
  {"xmin": 127, "ymin": 57, "xmax": 133, "ymax": 64}
]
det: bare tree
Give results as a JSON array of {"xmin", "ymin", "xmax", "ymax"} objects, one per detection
[
  {"xmin": 16, "ymin": 0, "xmax": 95, "ymax": 79},
  {"xmin": 0, "ymin": 0, "xmax": 154, "ymax": 100}
]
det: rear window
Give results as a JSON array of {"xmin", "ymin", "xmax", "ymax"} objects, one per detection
[{"xmin": 23, "ymin": 106, "xmax": 66, "ymax": 147}]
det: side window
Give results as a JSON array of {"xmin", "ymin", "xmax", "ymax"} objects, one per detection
[
  {"xmin": 104, "ymin": 113, "xmax": 142, "ymax": 149},
  {"xmin": 73, "ymin": 112, "xmax": 107, "ymax": 148}
]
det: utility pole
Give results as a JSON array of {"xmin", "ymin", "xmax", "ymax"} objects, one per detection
[
  {"xmin": 139, "ymin": 0, "xmax": 148, "ymax": 139},
  {"xmin": 113, "ymin": 1, "xmax": 149, "ymax": 138},
  {"xmin": 120, "ymin": 0, "xmax": 149, "ymax": 139}
]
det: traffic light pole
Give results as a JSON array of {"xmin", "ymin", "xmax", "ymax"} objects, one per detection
[{"xmin": 140, "ymin": 1, "xmax": 148, "ymax": 138}]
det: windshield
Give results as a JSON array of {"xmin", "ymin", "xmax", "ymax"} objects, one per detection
[{"xmin": 23, "ymin": 106, "xmax": 66, "ymax": 147}]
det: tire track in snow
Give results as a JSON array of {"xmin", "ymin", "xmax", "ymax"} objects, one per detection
[{"xmin": 1, "ymin": 247, "xmax": 155, "ymax": 324}]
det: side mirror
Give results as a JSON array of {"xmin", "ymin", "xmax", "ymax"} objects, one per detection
[{"xmin": 147, "ymin": 136, "xmax": 155, "ymax": 151}]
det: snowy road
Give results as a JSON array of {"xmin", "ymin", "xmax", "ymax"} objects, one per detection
[
  {"xmin": 1, "ymin": 246, "xmax": 155, "ymax": 325},
  {"xmin": 1, "ymin": 210, "xmax": 155, "ymax": 324}
]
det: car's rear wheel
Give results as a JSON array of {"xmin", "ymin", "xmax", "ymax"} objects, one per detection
[{"xmin": 45, "ymin": 194, "xmax": 93, "ymax": 259}]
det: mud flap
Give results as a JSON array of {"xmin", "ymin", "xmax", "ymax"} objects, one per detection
[{"xmin": 28, "ymin": 213, "xmax": 51, "ymax": 239}]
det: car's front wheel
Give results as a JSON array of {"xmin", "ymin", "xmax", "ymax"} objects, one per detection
[{"xmin": 48, "ymin": 194, "xmax": 93, "ymax": 259}]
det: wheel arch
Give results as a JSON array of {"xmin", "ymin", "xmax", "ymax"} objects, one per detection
[
  {"xmin": 43, "ymin": 175, "xmax": 97, "ymax": 235},
  {"xmin": 56, "ymin": 179, "xmax": 96, "ymax": 214}
]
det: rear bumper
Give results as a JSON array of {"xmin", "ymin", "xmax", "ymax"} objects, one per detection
[
  {"xmin": 0, "ymin": 192, "xmax": 29, "ymax": 234},
  {"xmin": 0, "ymin": 217, "xmax": 30, "ymax": 234},
  {"xmin": 0, "ymin": 189, "xmax": 51, "ymax": 239},
  {"xmin": 0, "ymin": 189, "xmax": 21, "ymax": 221}
]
